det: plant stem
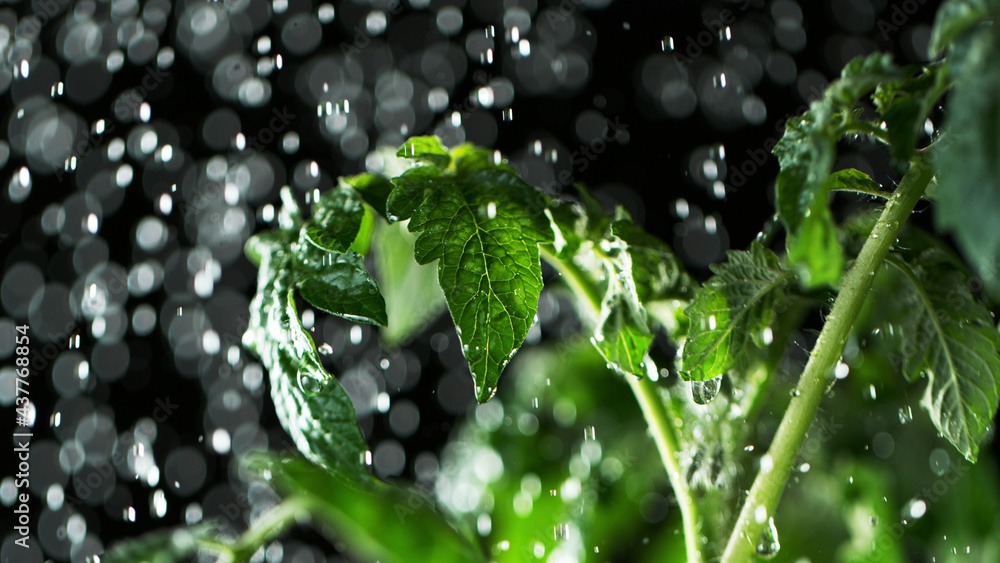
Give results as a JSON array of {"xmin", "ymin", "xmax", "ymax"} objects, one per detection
[
  {"xmin": 539, "ymin": 245, "xmax": 603, "ymax": 316},
  {"xmin": 627, "ymin": 376, "xmax": 704, "ymax": 563},
  {"xmin": 540, "ymin": 244, "xmax": 704, "ymax": 563},
  {"xmin": 721, "ymin": 153, "xmax": 934, "ymax": 562}
]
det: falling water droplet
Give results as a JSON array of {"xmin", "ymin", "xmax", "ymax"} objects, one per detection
[
  {"xmin": 691, "ymin": 375, "xmax": 722, "ymax": 405},
  {"xmin": 755, "ymin": 517, "xmax": 780, "ymax": 559},
  {"xmin": 318, "ymin": 343, "xmax": 334, "ymax": 355},
  {"xmin": 297, "ymin": 370, "xmax": 325, "ymax": 395}
]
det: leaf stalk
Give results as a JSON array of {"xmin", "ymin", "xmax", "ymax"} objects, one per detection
[{"xmin": 540, "ymin": 244, "xmax": 705, "ymax": 563}]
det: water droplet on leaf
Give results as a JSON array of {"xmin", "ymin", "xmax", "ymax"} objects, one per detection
[
  {"xmin": 297, "ymin": 370, "xmax": 325, "ymax": 395},
  {"xmin": 691, "ymin": 375, "xmax": 722, "ymax": 405}
]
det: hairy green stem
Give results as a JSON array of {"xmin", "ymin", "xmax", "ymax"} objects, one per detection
[
  {"xmin": 540, "ymin": 244, "xmax": 704, "ymax": 563},
  {"xmin": 721, "ymin": 153, "xmax": 934, "ymax": 562}
]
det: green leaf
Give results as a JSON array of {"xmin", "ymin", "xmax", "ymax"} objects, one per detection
[
  {"xmin": 773, "ymin": 111, "xmax": 841, "ymax": 288},
  {"xmin": 245, "ymin": 230, "xmax": 288, "ymax": 268},
  {"xmin": 397, "ymin": 136, "xmax": 452, "ymax": 168},
  {"xmin": 872, "ymin": 64, "xmax": 949, "ymax": 165},
  {"xmin": 94, "ymin": 522, "xmax": 220, "ymax": 563},
  {"xmin": 829, "ymin": 168, "xmax": 884, "ymax": 196},
  {"xmin": 934, "ymin": 23, "xmax": 1000, "ymax": 299},
  {"xmin": 827, "ymin": 52, "xmax": 903, "ymax": 103},
  {"xmin": 587, "ymin": 220, "xmax": 695, "ymax": 377},
  {"xmin": 388, "ymin": 149, "xmax": 554, "ymax": 402},
  {"xmin": 305, "ymin": 184, "xmax": 365, "ymax": 253},
  {"xmin": 681, "ymin": 243, "xmax": 795, "ymax": 382},
  {"xmin": 545, "ymin": 185, "xmax": 609, "ymax": 260},
  {"xmin": 243, "ymin": 242, "xmax": 370, "ymax": 475},
  {"xmin": 374, "ymin": 219, "xmax": 447, "ymax": 345},
  {"xmin": 773, "ymin": 53, "xmax": 903, "ymax": 288},
  {"xmin": 611, "ymin": 220, "xmax": 695, "ymax": 303},
  {"xmin": 593, "ymin": 292, "xmax": 654, "ymax": 377},
  {"xmin": 261, "ymin": 456, "xmax": 486, "ymax": 563},
  {"xmin": 450, "ymin": 143, "xmax": 518, "ymax": 176},
  {"xmin": 295, "ymin": 234, "xmax": 388, "ymax": 326},
  {"xmin": 929, "ymin": 0, "xmax": 999, "ymax": 58},
  {"xmin": 786, "ymin": 203, "xmax": 844, "ymax": 289},
  {"xmin": 343, "ymin": 173, "xmax": 395, "ymax": 220},
  {"xmin": 884, "ymin": 250, "xmax": 1000, "ymax": 462},
  {"xmin": 278, "ymin": 186, "xmax": 302, "ymax": 230}
]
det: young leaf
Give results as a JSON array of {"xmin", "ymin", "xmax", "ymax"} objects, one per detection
[
  {"xmin": 593, "ymin": 291, "xmax": 653, "ymax": 377},
  {"xmin": 295, "ymin": 235, "xmax": 388, "ymax": 326},
  {"xmin": 611, "ymin": 220, "xmax": 695, "ymax": 303},
  {"xmin": 872, "ymin": 64, "xmax": 948, "ymax": 165},
  {"xmin": 773, "ymin": 112, "xmax": 841, "ymax": 289},
  {"xmin": 545, "ymin": 185, "xmax": 610, "ymax": 259},
  {"xmin": 773, "ymin": 53, "xmax": 902, "ymax": 288},
  {"xmin": 397, "ymin": 136, "xmax": 452, "ymax": 168},
  {"xmin": 589, "ymin": 220, "xmax": 695, "ymax": 377},
  {"xmin": 829, "ymin": 168, "xmax": 884, "ymax": 197},
  {"xmin": 934, "ymin": 17, "xmax": 1000, "ymax": 299},
  {"xmin": 94, "ymin": 522, "xmax": 220, "ymax": 563},
  {"xmin": 374, "ymin": 219, "xmax": 447, "ymax": 346},
  {"xmin": 261, "ymin": 456, "xmax": 486, "ymax": 563},
  {"xmin": 450, "ymin": 143, "xmax": 518, "ymax": 176},
  {"xmin": 245, "ymin": 229, "xmax": 289, "ymax": 268},
  {"xmin": 681, "ymin": 243, "xmax": 795, "ymax": 382},
  {"xmin": 884, "ymin": 250, "xmax": 1000, "ymax": 462},
  {"xmin": 305, "ymin": 184, "xmax": 365, "ymax": 253},
  {"xmin": 243, "ymin": 238, "xmax": 370, "ymax": 475},
  {"xmin": 388, "ymin": 140, "xmax": 554, "ymax": 402}
]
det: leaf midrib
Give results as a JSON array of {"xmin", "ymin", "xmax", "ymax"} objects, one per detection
[
  {"xmin": 453, "ymin": 188, "xmax": 514, "ymax": 388},
  {"xmin": 886, "ymin": 256, "xmax": 984, "ymax": 441}
]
